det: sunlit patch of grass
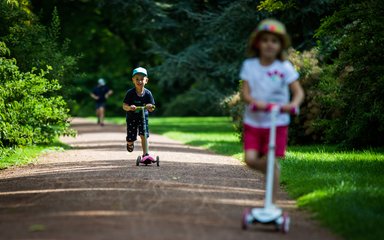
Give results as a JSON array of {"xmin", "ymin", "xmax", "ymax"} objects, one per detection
[
  {"xmin": 282, "ymin": 147, "xmax": 384, "ymax": 240},
  {"xmin": 0, "ymin": 140, "xmax": 70, "ymax": 170}
]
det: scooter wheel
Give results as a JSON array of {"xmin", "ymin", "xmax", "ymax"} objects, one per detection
[
  {"xmin": 136, "ymin": 156, "xmax": 141, "ymax": 166},
  {"xmin": 281, "ymin": 212, "xmax": 290, "ymax": 234},
  {"xmin": 241, "ymin": 208, "xmax": 251, "ymax": 230},
  {"xmin": 156, "ymin": 156, "xmax": 160, "ymax": 166}
]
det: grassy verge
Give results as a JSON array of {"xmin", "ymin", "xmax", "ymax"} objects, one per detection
[
  {"xmin": 105, "ymin": 116, "xmax": 383, "ymax": 240},
  {"xmin": 0, "ymin": 141, "xmax": 70, "ymax": 170}
]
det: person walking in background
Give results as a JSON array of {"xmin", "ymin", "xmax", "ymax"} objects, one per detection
[
  {"xmin": 240, "ymin": 19, "xmax": 304, "ymax": 203},
  {"xmin": 91, "ymin": 78, "xmax": 113, "ymax": 126}
]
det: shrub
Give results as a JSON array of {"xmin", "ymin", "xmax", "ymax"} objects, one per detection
[
  {"xmin": 314, "ymin": 0, "xmax": 384, "ymax": 148},
  {"xmin": 0, "ymin": 42, "xmax": 73, "ymax": 155}
]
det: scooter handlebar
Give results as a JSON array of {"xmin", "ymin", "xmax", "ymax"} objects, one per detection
[
  {"xmin": 135, "ymin": 105, "xmax": 156, "ymax": 111},
  {"xmin": 250, "ymin": 103, "xmax": 299, "ymax": 116}
]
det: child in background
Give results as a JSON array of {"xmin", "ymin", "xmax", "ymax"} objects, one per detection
[
  {"xmin": 90, "ymin": 78, "xmax": 113, "ymax": 126},
  {"xmin": 122, "ymin": 67, "xmax": 155, "ymax": 156},
  {"xmin": 240, "ymin": 19, "xmax": 304, "ymax": 203}
]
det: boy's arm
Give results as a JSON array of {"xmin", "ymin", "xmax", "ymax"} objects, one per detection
[
  {"xmin": 282, "ymin": 81, "xmax": 304, "ymax": 111},
  {"xmin": 123, "ymin": 103, "xmax": 136, "ymax": 111},
  {"xmin": 145, "ymin": 91, "xmax": 156, "ymax": 112},
  {"xmin": 241, "ymin": 80, "xmax": 268, "ymax": 109},
  {"xmin": 90, "ymin": 93, "xmax": 99, "ymax": 100},
  {"xmin": 105, "ymin": 89, "xmax": 113, "ymax": 99}
]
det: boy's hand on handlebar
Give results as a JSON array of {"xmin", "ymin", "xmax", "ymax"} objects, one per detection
[
  {"xmin": 130, "ymin": 105, "xmax": 137, "ymax": 111},
  {"xmin": 146, "ymin": 104, "xmax": 155, "ymax": 112}
]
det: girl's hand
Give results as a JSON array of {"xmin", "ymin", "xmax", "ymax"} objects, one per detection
[
  {"xmin": 250, "ymin": 101, "xmax": 268, "ymax": 111},
  {"xmin": 281, "ymin": 103, "xmax": 300, "ymax": 115},
  {"xmin": 146, "ymin": 104, "xmax": 155, "ymax": 112},
  {"xmin": 281, "ymin": 103, "xmax": 297, "ymax": 112},
  {"xmin": 130, "ymin": 105, "xmax": 137, "ymax": 111}
]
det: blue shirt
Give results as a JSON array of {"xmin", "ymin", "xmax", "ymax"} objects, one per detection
[
  {"xmin": 123, "ymin": 88, "xmax": 155, "ymax": 119},
  {"xmin": 92, "ymin": 85, "xmax": 110, "ymax": 104}
]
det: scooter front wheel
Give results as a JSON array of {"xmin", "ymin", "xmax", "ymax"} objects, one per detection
[
  {"xmin": 241, "ymin": 208, "xmax": 251, "ymax": 230},
  {"xmin": 156, "ymin": 156, "xmax": 160, "ymax": 166},
  {"xmin": 136, "ymin": 156, "xmax": 141, "ymax": 166},
  {"xmin": 281, "ymin": 212, "xmax": 290, "ymax": 233}
]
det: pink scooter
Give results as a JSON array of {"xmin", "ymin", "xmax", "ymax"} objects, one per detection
[
  {"xmin": 135, "ymin": 106, "xmax": 159, "ymax": 167},
  {"xmin": 241, "ymin": 104, "xmax": 299, "ymax": 233}
]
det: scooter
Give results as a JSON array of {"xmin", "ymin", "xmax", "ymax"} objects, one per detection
[
  {"xmin": 135, "ymin": 106, "xmax": 159, "ymax": 167},
  {"xmin": 241, "ymin": 105, "xmax": 299, "ymax": 233}
]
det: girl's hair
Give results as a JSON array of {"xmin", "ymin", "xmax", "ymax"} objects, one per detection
[{"xmin": 247, "ymin": 31, "xmax": 287, "ymax": 61}]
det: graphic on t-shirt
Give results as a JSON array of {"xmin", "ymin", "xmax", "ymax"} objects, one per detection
[{"xmin": 267, "ymin": 70, "xmax": 285, "ymax": 82}]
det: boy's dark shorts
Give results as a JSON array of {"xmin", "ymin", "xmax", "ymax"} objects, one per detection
[
  {"xmin": 126, "ymin": 116, "xmax": 149, "ymax": 142},
  {"xmin": 96, "ymin": 102, "xmax": 105, "ymax": 109}
]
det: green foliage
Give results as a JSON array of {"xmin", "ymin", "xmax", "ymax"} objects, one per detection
[
  {"xmin": 150, "ymin": 0, "xmax": 263, "ymax": 115},
  {"xmin": 257, "ymin": 0, "xmax": 295, "ymax": 12},
  {"xmin": 315, "ymin": 0, "xmax": 384, "ymax": 147},
  {"xmin": 0, "ymin": 1, "xmax": 80, "ymax": 112},
  {"xmin": 0, "ymin": 42, "xmax": 73, "ymax": 155}
]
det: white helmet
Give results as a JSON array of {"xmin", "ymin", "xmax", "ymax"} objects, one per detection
[{"xmin": 98, "ymin": 78, "xmax": 106, "ymax": 86}]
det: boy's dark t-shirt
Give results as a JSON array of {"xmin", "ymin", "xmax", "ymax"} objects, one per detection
[
  {"xmin": 123, "ymin": 88, "xmax": 155, "ymax": 119},
  {"xmin": 92, "ymin": 85, "xmax": 110, "ymax": 104}
]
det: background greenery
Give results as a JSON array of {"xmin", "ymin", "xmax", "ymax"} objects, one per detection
[
  {"xmin": 1, "ymin": 0, "xmax": 383, "ymax": 152},
  {"xmin": 7, "ymin": 0, "xmax": 377, "ymax": 148}
]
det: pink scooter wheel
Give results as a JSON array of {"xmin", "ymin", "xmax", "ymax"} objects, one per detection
[{"xmin": 241, "ymin": 208, "xmax": 251, "ymax": 230}]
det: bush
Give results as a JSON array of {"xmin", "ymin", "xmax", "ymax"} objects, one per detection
[
  {"xmin": 0, "ymin": 42, "xmax": 73, "ymax": 154},
  {"xmin": 314, "ymin": 0, "xmax": 384, "ymax": 148}
]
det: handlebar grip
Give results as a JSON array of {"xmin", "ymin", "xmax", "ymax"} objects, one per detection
[{"xmin": 250, "ymin": 103, "xmax": 299, "ymax": 116}]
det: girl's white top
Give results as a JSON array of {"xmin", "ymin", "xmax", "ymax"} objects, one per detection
[{"xmin": 240, "ymin": 58, "xmax": 299, "ymax": 128}]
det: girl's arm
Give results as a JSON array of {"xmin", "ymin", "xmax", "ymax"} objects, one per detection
[
  {"xmin": 241, "ymin": 80, "xmax": 268, "ymax": 109},
  {"xmin": 282, "ymin": 81, "xmax": 304, "ymax": 111}
]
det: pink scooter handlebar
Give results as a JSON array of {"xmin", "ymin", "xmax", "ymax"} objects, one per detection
[{"xmin": 250, "ymin": 103, "xmax": 299, "ymax": 115}]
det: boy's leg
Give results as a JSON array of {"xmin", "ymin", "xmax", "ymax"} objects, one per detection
[
  {"xmin": 99, "ymin": 106, "xmax": 105, "ymax": 125},
  {"xmin": 139, "ymin": 135, "xmax": 147, "ymax": 156},
  {"xmin": 126, "ymin": 118, "xmax": 138, "ymax": 152},
  {"xmin": 96, "ymin": 107, "xmax": 100, "ymax": 124}
]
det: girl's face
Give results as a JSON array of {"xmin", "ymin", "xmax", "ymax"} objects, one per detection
[
  {"xmin": 257, "ymin": 32, "xmax": 282, "ymax": 60},
  {"xmin": 132, "ymin": 74, "xmax": 148, "ymax": 89}
]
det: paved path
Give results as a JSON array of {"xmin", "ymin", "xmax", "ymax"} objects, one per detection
[{"xmin": 0, "ymin": 118, "xmax": 339, "ymax": 240}]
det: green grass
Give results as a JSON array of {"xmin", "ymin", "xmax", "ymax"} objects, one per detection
[
  {"xmin": 105, "ymin": 116, "xmax": 384, "ymax": 240},
  {"xmin": 0, "ymin": 141, "xmax": 70, "ymax": 170}
]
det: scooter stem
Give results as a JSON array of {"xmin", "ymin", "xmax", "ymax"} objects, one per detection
[
  {"xmin": 264, "ymin": 105, "xmax": 279, "ymax": 209},
  {"xmin": 140, "ymin": 107, "xmax": 149, "ymax": 155}
]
